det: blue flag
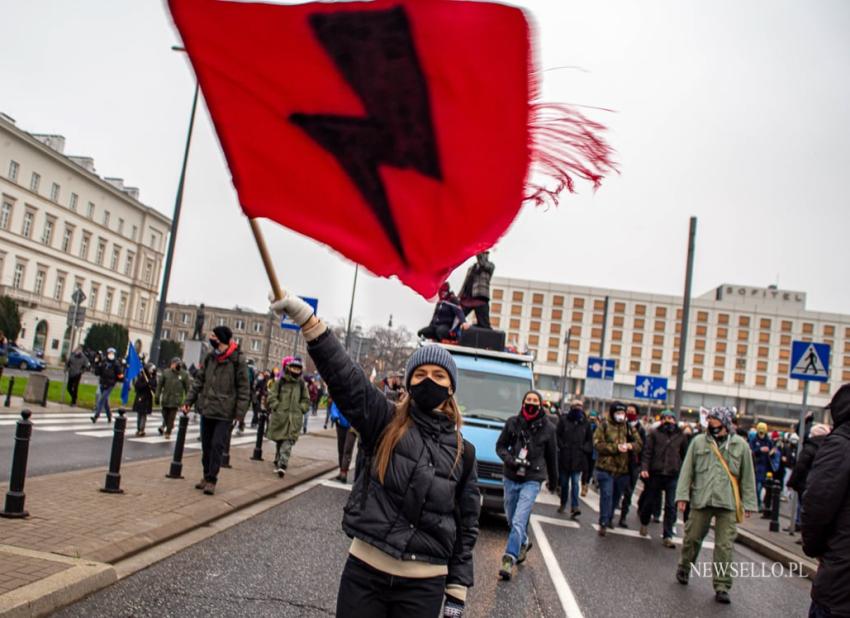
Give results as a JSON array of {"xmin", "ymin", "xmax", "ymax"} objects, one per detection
[{"xmin": 121, "ymin": 344, "xmax": 143, "ymax": 405}]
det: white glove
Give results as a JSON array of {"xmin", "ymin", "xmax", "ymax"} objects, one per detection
[{"xmin": 268, "ymin": 290, "xmax": 315, "ymax": 327}]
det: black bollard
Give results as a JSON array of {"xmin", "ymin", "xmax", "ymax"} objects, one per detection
[
  {"xmin": 221, "ymin": 423, "xmax": 234, "ymax": 469},
  {"xmin": 101, "ymin": 409, "xmax": 127, "ymax": 494},
  {"xmin": 769, "ymin": 475, "xmax": 782, "ymax": 532},
  {"xmin": 4, "ymin": 376, "xmax": 14, "ymax": 407},
  {"xmin": 1, "ymin": 410, "xmax": 33, "ymax": 518},
  {"xmin": 40, "ymin": 378, "xmax": 49, "ymax": 407},
  {"xmin": 166, "ymin": 413, "xmax": 190, "ymax": 479},
  {"xmin": 251, "ymin": 413, "xmax": 266, "ymax": 461}
]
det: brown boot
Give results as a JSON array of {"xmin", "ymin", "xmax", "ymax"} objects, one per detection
[
  {"xmin": 194, "ymin": 479, "xmax": 207, "ymax": 490},
  {"xmin": 203, "ymin": 482, "xmax": 216, "ymax": 495}
]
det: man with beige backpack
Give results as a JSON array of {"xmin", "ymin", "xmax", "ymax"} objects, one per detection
[{"xmin": 674, "ymin": 406, "xmax": 757, "ymax": 605}]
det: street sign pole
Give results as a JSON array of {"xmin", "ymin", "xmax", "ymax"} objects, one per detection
[
  {"xmin": 786, "ymin": 380, "xmax": 809, "ymax": 533},
  {"xmin": 560, "ymin": 328, "xmax": 572, "ymax": 404}
]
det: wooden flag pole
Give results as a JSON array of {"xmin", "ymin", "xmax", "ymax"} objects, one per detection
[{"xmin": 248, "ymin": 218, "xmax": 283, "ymax": 300}]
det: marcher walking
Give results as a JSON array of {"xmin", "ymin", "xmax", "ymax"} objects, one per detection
[
  {"xmin": 593, "ymin": 402, "xmax": 643, "ymax": 535},
  {"xmin": 618, "ymin": 404, "xmax": 646, "ymax": 527},
  {"xmin": 132, "ymin": 363, "xmax": 157, "ymax": 436},
  {"xmin": 639, "ymin": 409, "xmax": 688, "ymax": 547},
  {"xmin": 802, "ymin": 384, "xmax": 850, "ymax": 618},
  {"xmin": 749, "ymin": 421, "xmax": 778, "ymax": 512},
  {"xmin": 65, "ymin": 346, "xmax": 90, "ymax": 407},
  {"xmin": 330, "ymin": 399, "xmax": 357, "ymax": 483},
  {"xmin": 156, "ymin": 357, "xmax": 190, "ymax": 439},
  {"xmin": 0, "ymin": 332, "xmax": 8, "ymax": 383},
  {"xmin": 270, "ymin": 289, "xmax": 480, "ymax": 618},
  {"xmin": 496, "ymin": 390, "xmax": 558, "ymax": 580},
  {"xmin": 183, "ymin": 326, "xmax": 250, "ymax": 495},
  {"xmin": 556, "ymin": 400, "xmax": 592, "ymax": 519},
  {"xmin": 788, "ymin": 424, "xmax": 831, "ymax": 533},
  {"xmin": 91, "ymin": 347, "xmax": 123, "ymax": 423},
  {"xmin": 675, "ymin": 407, "xmax": 757, "ymax": 604},
  {"xmin": 266, "ymin": 356, "xmax": 310, "ymax": 477}
]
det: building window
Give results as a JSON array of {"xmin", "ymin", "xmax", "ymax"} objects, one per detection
[
  {"xmin": 531, "ymin": 306, "xmax": 542, "ymax": 318},
  {"xmin": 633, "ymin": 332, "xmax": 644, "ymax": 343},
  {"xmin": 138, "ymin": 298, "xmax": 148, "ymax": 323},
  {"xmin": 550, "ymin": 323, "xmax": 561, "ymax": 335},
  {"xmin": 61, "ymin": 227, "xmax": 73, "ymax": 252},
  {"xmin": 824, "ymin": 324, "xmax": 835, "ymax": 336},
  {"xmin": 714, "ymin": 355, "xmax": 726, "ymax": 368},
  {"xmin": 21, "ymin": 210, "xmax": 34, "ymax": 238},
  {"xmin": 88, "ymin": 284, "xmax": 99, "ymax": 310},
  {"xmin": 653, "ymin": 335, "xmax": 664, "ymax": 346},
  {"xmin": 758, "ymin": 346, "xmax": 769, "ymax": 358},
  {"xmin": 181, "ymin": 313, "xmax": 190, "ymax": 325},
  {"xmin": 614, "ymin": 301, "xmax": 626, "ymax": 313},
  {"xmin": 573, "ymin": 297, "xmax": 585, "ymax": 309},
  {"xmin": 592, "ymin": 299, "xmax": 605, "ymax": 311},
  {"xmin": 217, "ymin": 317, "xmax": 227, "ymax": 327},
  {"xmin": 251, "ymin": 339, "xmax": 261, "ymax": 352},
  {"xmin": 530, "ymin": 320, "xmax": 541, "ymax": 332},
  {"xmin": 695, "ymin": 339, "xmax": 706, "ymax": 350},
  {"xmin": 41, "ymin": 218, "xmax": 54, "ymax": 245},
  {"xmin": 162, "ymin": 329, "xmax": 170, "ymax": 340},
  {"xmin": 69, "ymin": 193, "xmax": 78, "ymax": 211},
  {"xmin": 177, "ymin": 330, "xmax": 186, "ymax": 342},
  {"xmin": 552, "ymin": 309, "xmax": 563, "ymax": 321},
  {"xmin": 781, "ymin": 320, "xmax": 793, "ymax": 332},
  {"xmin": 509, "ymin": 318, "xmax": 520, "ymax": 330},
  {"xmin": 235, "ymin": 319, "xmax": 246, "ymax": 330},
  {"xmin": 802, "ymin": 322, "xmax": 814, "ymax": 334},
  {"xmin": 552, "ymin": 295, "xmax": 564, "ymax": 307},
  {"xmin": 755, "ymin": 375, "xmax": 767, "ymax": 387},
  {"xmin": 652, "ymin": 348, "xmax": 663, "ymax": 360},
  {"xmin": 546, "ymin": 351, "xmax": 558, "ymax": 363},
  {"xmin": 718, "ymin": 313, "xmax": 729, "ymax": 325},
  {"xmin": 33, "ymin": 269, "xmax": 46, "ymax": 296},
  {"xmin": 592, "ymin": 313, "xmax": 604, "ymax": 325},
  {"xmin": 634, "ymin": 304, "xmax": 647, "ymax": 316},
  {"xmin": 110, "ymin": 247, "xmax": 121, "ymax": 270},
  {"xmin": 124, "ymin": 252, "xmax": 135, "ymax": 276},
  {"xmin": 0, "ymin": 200, "xmax": 12, "ymax": 230},
  {"xmin": 8, "ymin": 160, "xmax": 19, "ymax": 181},
  {"xmin": 131, "ymin": 225, "xmax": 138, "ymax": 241},
  {"xmin": 50, "ymin": 182, "xmax": 60, "ymax": 202},
  {"xmin": 697, "ymin": 311, "xmax": 709, "ymax": 322},
  {"xmin": 143, "ymin": 260, "xmax": 153, "ymax": 283},
  {"xmin": 79, "ymin": 233, "xmax": 91, "ymax": 259},
  {"xmin": 631, "ymin": 345, "xmax": 642, "ymax": 357},
  {"xmin": 512, "ymin": 291, "xmax": 524, "ymax": 302},
  {"xmin": 613, "ymin": 316, "xmax": 624, "ymax": 327},
  {"xmin": 253, "ymin": 322, "xmax": 263, "ymax": 333},
  {"xmin": 693, "ymin": 353, "xmax": 704, "ymax": 365},
  {"xmin": 651, "ymin": 363, "xmax": 662, "ymax": 374},
  {"xmin": 164, "ymin": 311, "xmax": 172, "ymax": 322},
  {"xmin": 654, "ymin": 320, "xmax": 665, "ymax": 332},
  {"xmin": 118, "ymin": 293, "xmax": 127, "ymax": 318},
  {"xmin": 53, "ymin": 275, "xmax": 65, "ymax": 301},
  {"xmin": 572, "ymin": 311, "xmax": 583, "ymax": 322},
  {"xmin": 738, "ymin": 330, "xmax": 749, "ymax": 341},
  {"xmin": 757, "ymin": 360, "xmax": 768, "ymax": 372},
  {"xmin": 30, "ymin": 172, "xmax": 41, "ymax": 193},
  {"xmin": 717, "ymin": 327, "xmax": 728, "ymax": 339},
  {"xmin": 630, "ymin": 360, "xmax": 641, "ymax": 372},
  {"xmin": 95, "ymin": 239, "xmax": 106, "ymax": 265},
  {"xmin": 510, "ymin": 305, "xmax": 521, "ymax": 316},
  {"xmin": 759, "ymin": 318, "xmax": 771, "ymax": 330},
  {"xmin": 634, "ymin": 318, "xmax": 645, "ymax": 330},
  {"xmin": 777, "ymin": 377, "xmax": 788, "ymax": 389},
  {"xmin": 103, "ymin": 210, "xmax": 110, "ymax": 228},
  {"xmin": 117, "ymin": 218, "xmax": 124, "ymax": 235},
  {"xmin": 12, "ymin": 263, "xmax": 25, "ymax": 289},
  {"xmin": 691, "ymin": 367, "xmax": 703, "ymax": 379},
  {"xmin": 714, "ymin": 370, "xmax": 725, "ymax": 382},
  {"xmin": 716, "ymin": 341, "xmax": 727, "ymax": 353},
  {"xmin": 104, "ymin": 288, "xmax": 114, "ymax": 314},
  {"xmin": 612, "ymin": 329, "xmax": 623, "ymax": 341},
  {"xmin": 611, "ymin": 343, "xmax": 622, "ymax": 355},
  {"xmin": 532, "ymin": 293, "xmax": 544, "ymax": 305},
  {"xmin": 759, "ymin": 332, "xmax": 770, "ymax": 343},
  {"xmin": 87, "ymin": 202, "xmax": 95, "ymax": 218},
  {"xmin": 655, "ymin": 307, "xmax": 667, "ymax": 318},
  {"xmin": 696, "ymin": 325, "xmax": 707, "ymax": 336}
]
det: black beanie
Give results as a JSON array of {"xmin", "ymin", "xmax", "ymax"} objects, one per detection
[{"xmin": 213, "ymin": 325, "xmax": 233, "ymax": 344}]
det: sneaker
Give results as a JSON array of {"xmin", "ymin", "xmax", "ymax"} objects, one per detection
[
  {"xmin": 337, "ymin": 472, "xmax": 348, "ymax": 484},
  {"xmin": 276, "ymin": 468, "xmax": 285, "ymax": 478},
  {"xmin": 139, "ymin": 431, "xmax": 146, "ymax": 437},
  {"xmin": 203, "ymin": 482, "xmax": 216, "ymax": 495},
  {"xmin": 715, "ymin": 591, "xmax": 731, "ymax": 604},
  {"xmin": 135, "ymin": 431, "xmax": 141, "ymax": 437},
  {"xmin": 498, "ymin": 555, "xmax": 513, "ymax": 580},
  {"xmin": 662, "ymin": 538, "xmax": 676, "ymax": 549},
  {"xmin": 652, "ymin": 516, "xmax": 662, "ymax": 523},
  {"xmin": 158, "ymin": 427, "xmax": 164, "ymax": 436},
  {"xmin": 606, "ymin": 522, "xmax": 615, "ymax": 530},
  {"xmin": 598, "ymin": 525, "xmax": 607, "ymax": 537},
  {"xmin": 517, "ymin": 541, "xmax": 533, "ymax": 564},
  {"xmin": 639, "ymin": 525, "xmax": 648, "ymax": 537},
  {"xmin": 557, "ymin": 505, "xmax": 566, "ymax": 514},
  {"xmin": 194, "ymin": 479, "xmax": 207, "ymax": 490},
  {"xmin": 107, "ymin": 417, "xmax": 112, "ymax": 423},
  {"xmin": 570, "ymin": 509, "xmax": 581, "ymax": 519},
  {"xmin": 90, "ymin": 416, "xmax": 96, "ymax": 423},
  {"xmin": 580, "ymin": 485, "xmax": 588, "ymax": 497},
  {"xmin": 676, "ymin": 567, "xmax": 689, "ymax": 585},
  {"xmin": 164, "ymin": 432, "xmax": 171, "ymax": 439},
  {"xmin": 237, "ymin": 428, "xmax": 244, "ymax": 436},
  {"xmin": 618, "ymin": 519, "xmax": 629, "ymax": 529}
]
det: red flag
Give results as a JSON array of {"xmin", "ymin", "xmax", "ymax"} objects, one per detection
[{"xmin": 169, "ymin": 0, "xmax": 610, "ymax": 298}]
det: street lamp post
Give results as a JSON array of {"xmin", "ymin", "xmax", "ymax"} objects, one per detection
[
  {"xmin": 344, "ymin": 265, "xmax": 359, "ymax": 352},
  {"xmin": 560, "ymin": 327, "xmax": 573, "ymax": 403},
  {"xmin": 150, "ymin": 47, "xmax": 199, "ymax": 366}
]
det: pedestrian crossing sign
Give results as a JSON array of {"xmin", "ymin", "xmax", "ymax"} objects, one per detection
[{"xmin": 790, "ymin": 341, "xmax": 830, "ymax": 382}]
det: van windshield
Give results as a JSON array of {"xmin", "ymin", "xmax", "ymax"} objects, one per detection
[{"xmin": 455, "ymin": 368, "xmax": 532, "ymax": 421}]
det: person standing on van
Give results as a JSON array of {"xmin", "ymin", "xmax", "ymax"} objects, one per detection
[
  {"xmin": 496, "ymin": 390, "xmax": 558, "ymax": 580},
  {"xmin": 270, "ymin": 289, "xmax": 480, "ymax": 618}
]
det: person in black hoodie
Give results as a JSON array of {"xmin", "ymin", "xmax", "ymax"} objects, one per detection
[
  {"xmin": 788, "ymin": 424, "xmax": 830, "ymax": 532},
  {"xmin": 495, "ymin": 389, "xmax": 558, "ymax": 581},
  {"xmin": 802, "ymin": 383, "xmax": 850, "ymax": 618},
  {"xmin": 638, "ymin": 409, "xmax": 688, "ymax": 546},
  {"xmin": 556, "ymin": 400, "xmax": 593, "ymax": 519},
  {"xmin": 271, "ymin": 290, "xmax": 480, "ymax": 618}
]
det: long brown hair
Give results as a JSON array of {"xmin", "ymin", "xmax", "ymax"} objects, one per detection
[{"xmin": 373, "ymin": 394, "xmax": 464, "ymax": 485}]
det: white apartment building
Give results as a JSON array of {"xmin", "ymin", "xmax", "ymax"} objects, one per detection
[
  {"xmin": 490, "ymin": 277, "xmax": 850, "ymax": 421},
  {"xmin": 0, "ymin": 113, "xmax": 170, "ymax": 364}
]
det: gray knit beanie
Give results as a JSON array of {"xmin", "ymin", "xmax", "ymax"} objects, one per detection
[{"xmin": 405, "ymin": 345, "xmax": 458, "ymax": 391}]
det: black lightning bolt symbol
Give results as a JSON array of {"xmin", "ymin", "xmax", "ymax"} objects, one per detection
[{"xmin": 290, "ymin": 7, "xmax": 442, "ymax": 265}]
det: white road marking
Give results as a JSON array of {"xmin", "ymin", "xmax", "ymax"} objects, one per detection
[
  {"xmin": 530, "ymin": 514, "xmax": 584, "ymax": 618},
  {"xmin": 671, "ymin": 537, "xmax": 714, "ymax": 549},
  {"xmin": 591, "ymin": 524, "xmax": 652, "ymax": 540},
  {"xmin": 38, "ymin": 424, "xmax": 104, "ymax": 432},
  {"xmin": 185, "ymin": 435, "xmax": 257, "ymax": 450},
  {"xmin": 320, "ymin": 480, "xmax": 353, "ymax": 491},
  {"xmin": 530, "ymin": 514, "xmax": 580, "ymax": 529},
  {"xmin": 75, "ymin": 430, "xmax": 118, "ymax": 437}
]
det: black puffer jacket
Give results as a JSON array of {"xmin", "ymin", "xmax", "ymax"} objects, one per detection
[
  {"xmin": 556, "ymin": 413, "xmax": 593, "ymax": 474},
  {"xmin": 802, "ymin": 402, "xmax": 850, "ymax": 616},
  {"xmin": 307, "ymin": 330, "xmax": 480, "ymax": 588},
  {"xmin": 496, "ymin": 412, "xmax": 558, "ymax": 485},
  {"xmin": 787, "ymin": 435, "xmax": 826, "ymax": 493},
  {"xmin": 641, "ymin": 424, "xmax": 688, "ymax": 477}
]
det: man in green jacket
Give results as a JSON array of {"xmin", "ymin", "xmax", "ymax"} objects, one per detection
[
  {"xmin": 675, "ymin": 406, "xmax": 757, "ymax": 605},
  {"xmin": 266, "ymin": 356, "xmax": 310, "ymax": 478},
  {"xmin": 183, "ymin": 326, "xmax": 251, "ymax": 495},
  {"xmin": 156, "ymin": 357, "xmax": 191, "ymax": 438},
  {"xmin": 593, "ymin": 402, "xmax": 643, "ymax": 535}
]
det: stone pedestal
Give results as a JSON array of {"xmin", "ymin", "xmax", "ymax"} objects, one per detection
[{"xmin": 183, "ymin": 339, "xmax": 207, "ymax": 369}]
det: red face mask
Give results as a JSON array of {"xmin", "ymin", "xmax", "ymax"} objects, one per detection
[{"xmin": 522, "ymin": 403, "xmax": 541, "ymax": 421}]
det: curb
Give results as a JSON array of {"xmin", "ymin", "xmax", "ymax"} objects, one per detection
[
  {"xmin": 0, "ymin": 547, "xmax": 116, "ymax": 618},
  {"xmin": 735, "ymin": 528, "xmax": 818, "ymax": 580}
]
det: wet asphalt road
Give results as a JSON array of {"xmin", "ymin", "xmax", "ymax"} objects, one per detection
[{"xmin": 55, "ymin": 479, "xmax": 812, "ymax": 618}]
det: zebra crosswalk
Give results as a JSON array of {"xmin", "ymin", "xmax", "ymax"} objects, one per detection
[{"xmin": 0, "ymin": 411, "xmax": 263, "ymax": 449}]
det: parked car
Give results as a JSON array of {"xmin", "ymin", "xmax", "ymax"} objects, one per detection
[{"xmin": 7, "ymin": 346, "xmax": 46, "ymax": 371}]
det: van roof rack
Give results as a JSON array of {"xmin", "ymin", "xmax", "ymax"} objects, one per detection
[{"xmin": 421, "ymin": 340, "xmax": 534, "ymax": 364}]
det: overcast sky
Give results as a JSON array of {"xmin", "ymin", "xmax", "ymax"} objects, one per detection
[{"xmin": 3, "ymin": 0, "xmax": 848, "ymax": 333}]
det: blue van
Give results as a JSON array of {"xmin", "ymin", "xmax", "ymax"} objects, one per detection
[{"xmin": 437, "ymin": 343, "xmax": 534, "ymax": 511}]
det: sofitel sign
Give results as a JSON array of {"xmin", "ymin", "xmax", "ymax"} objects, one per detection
[{"xmin": 717, "ymin": 285, "xmax": 804, "ymax": 303}]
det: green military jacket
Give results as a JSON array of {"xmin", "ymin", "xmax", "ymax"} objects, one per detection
[
  {"xmin": 156, "ymin": 367, "xmax": 191, "ymax": 408},
  {"xmin": 675, "ymin": 433, "xmax": 758, "ymax": 512},
  {"xmin": 266, "ymin": 375, "xmax": 310, "ymax": 442},
  {"xmin": 593, "ymin": 420, "xmax": 643, "ymax": 476},
  {"xmin": 186, "ymin": 347, "xmax": 251, "ymax": 421}
]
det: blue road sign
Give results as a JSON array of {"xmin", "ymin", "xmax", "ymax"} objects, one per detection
[
  {"xmin": 790, "ymin": 341, "xmax": 830, "ymax": 382},
  {"xmin": 634, "ymin": 375, "xmax": 669, "ymax": 401},
  {"xmin": 587, "ymin": 357, "xmax": 615, "ymax": 380},
  {"xmin": 280, "ymin": 297, "xmax": 319, "ymax": 331}
]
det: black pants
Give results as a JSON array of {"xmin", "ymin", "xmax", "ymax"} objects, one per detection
[
  {"xmin": 67, "ymin": 374, "xmax": 82, "ymax": 405},
  {"xmin": 638, "ymin": 474, "xmax": 678, "ymax": 539},
  {"xmin": 336, "ymin": 555, "xmax": 445, "ymax": 618},
  {"xmin": 619, "ymin": 467, "xmax": 640, "ymax": 519},
  {"xmin": 336, "ymin": 424, "xmax": 357, "ymax": 471},
  {"xmin": 417, "ymin": 324, "xmax": 451, "ymax": 341},
  {"xmin": 583, "ymin": 456, "xmax": 595, "ymax": 485},
  {"xmin": 161, "ymin": 407, "xmax": 178, "ymax": 433},
  {"xmin": 200, "ymin": 416, "xmax": 231, "ymax": 484},
  {"xmin": 463, "ymin": 300, "xmax": 491, "ymax": 329}
]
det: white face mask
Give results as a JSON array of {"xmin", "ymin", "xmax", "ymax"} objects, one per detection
[
  {"xmin": 614, "ymin": 413, "xmax": 626, "ymax": 423},
  {"xmin": 107, "ymin": 354, "xmax": 115, "ymax": 361}
]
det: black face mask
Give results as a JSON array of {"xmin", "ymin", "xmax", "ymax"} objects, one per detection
[
  {"xmin": 708, "ymin": 425, "xmax": 724, "ymax": 437},
  {"xmin": 409, "ymin": 378, "xmax": 450, "ymax": 412},
  {"xmin": 209, "ymin": 338, "xmax": 219, "ymax": 350}
]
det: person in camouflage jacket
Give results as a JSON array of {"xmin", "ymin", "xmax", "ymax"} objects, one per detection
[{"xmin": 593, "ymin": 402, "xmax": 643, "ymax": 534}]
